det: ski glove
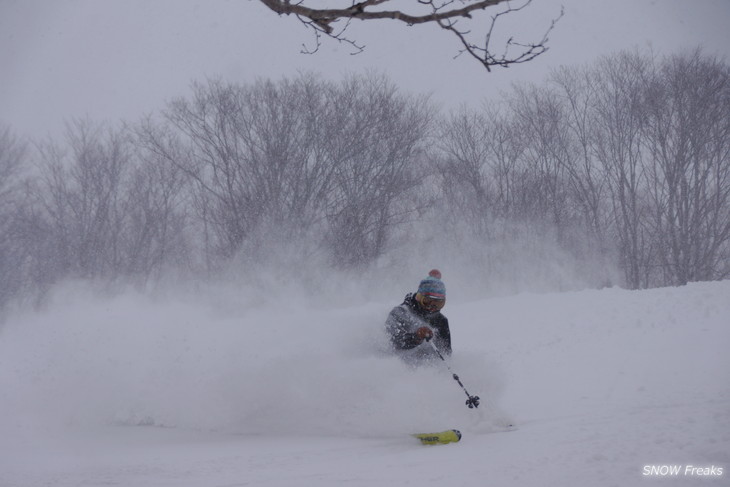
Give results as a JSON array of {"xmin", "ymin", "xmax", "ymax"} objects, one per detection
[{"xmin": 415, "ymin": 326, "xmax": 434, "ymax": 342}]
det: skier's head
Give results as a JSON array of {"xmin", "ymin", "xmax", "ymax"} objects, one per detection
[{"xmin": 415, "ymin": 269, "xmax": 446, "ymax": 312}]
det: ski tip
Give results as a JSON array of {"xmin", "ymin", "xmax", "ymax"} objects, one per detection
[{"xmin": 413, "ymin": 429, "xmax": 462, "ymax": 445}]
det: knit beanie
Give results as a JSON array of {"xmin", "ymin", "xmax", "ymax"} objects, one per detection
[{"xmin": 418, "ymin": 269, "xmax": 446, "ymax": 299}]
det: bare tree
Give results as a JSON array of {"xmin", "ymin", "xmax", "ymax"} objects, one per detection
[
  {"xmin": 0, "ymin": 127, "xmax": 25, "ymax": 206},
  {"xmin": 550, "ymin": 66, "xmax": 610, "ymax": 246},
  {"xmin": 140, "ymin": 75, "xmax": 336, "ymax": 262},
  {"xmin": 509, "ymin": 84, "xmax": 574, "ymax": 236},
  {"xmin": 590, "ymin": 52, "xmax": 655, "ymax": 289},
  {"xmin": 0, "ymin": 126, "xmax": 28, "ymax": 309},
  {"xmin": 433, "ymin": 50, "xmax": 730, "ymax": 289},
  {"xmin": 138, "ymin": 73, "xmax": 433, "ymax": 270},
  {"xmin": 258, "ymin": 0, "xmax": 562, "ymax": 72},
  {"xmin": 123, "ymin": 141, "xmax": 191, "ymax": 284},
  {"xmin": 642, "ymin": 51, "xmax": 730, "ymax": 284},
  {"xmin": 436, "ymin": 106, "xmax": 502, "ymax": 234},
  {"xmin": 31, "ymin": 120, "xmax": 131, "ymax": 279},
  {"xmin": 24, "ymin": 120, "xmax": 191, "ymax": 287},
  {"xmin": 323, "ymin": 73, "xmax": 433, "ymax": 267}
]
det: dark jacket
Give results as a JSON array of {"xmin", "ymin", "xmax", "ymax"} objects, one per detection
[{"xmin": 385, "ymin": 293, "xmax": 451, "ymax": 363}]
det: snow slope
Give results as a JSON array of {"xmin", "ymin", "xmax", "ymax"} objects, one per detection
[{"xmin": 1, "ymin": 280, "xmax": 728, "ymax": 486}]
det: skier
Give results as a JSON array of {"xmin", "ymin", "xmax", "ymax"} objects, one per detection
[{"xmin": 385, "ymin": 269, "xmax": 451, "ymax": 364}]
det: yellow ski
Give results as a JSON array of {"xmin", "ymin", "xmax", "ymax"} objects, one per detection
[{"xmin": 413, "ymin": 429, "xmax": 462, "ymax": 445}]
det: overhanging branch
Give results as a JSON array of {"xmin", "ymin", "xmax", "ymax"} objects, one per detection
[{"xmin": 257, "ymin": 0, "xmax": 563, "ymax": 71}]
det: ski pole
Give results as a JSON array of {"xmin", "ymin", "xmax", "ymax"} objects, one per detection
[{"xmin": 427, "ymin": 339, "xmax": 480, "ymax": 409}]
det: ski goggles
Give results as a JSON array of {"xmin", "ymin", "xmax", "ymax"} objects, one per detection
[{"xmin": 418, "ymin": 294, "xmax": 445, "ymax": 311}]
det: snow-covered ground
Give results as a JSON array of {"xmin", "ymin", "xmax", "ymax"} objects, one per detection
[{"xmin": 1, "ymin": 280, "xmax": 728, "ymax": 486}]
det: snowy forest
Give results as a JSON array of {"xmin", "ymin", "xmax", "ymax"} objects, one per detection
[{"xmin": 1, "ymin": 49, "xmax": 728, "ymax": 311}]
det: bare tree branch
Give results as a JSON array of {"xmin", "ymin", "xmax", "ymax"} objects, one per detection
[{"xmin": 257, "ymin": 0, "xmax": 563, "ymax": 71}]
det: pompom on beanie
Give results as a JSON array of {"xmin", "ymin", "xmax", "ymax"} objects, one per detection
[{"xmin": 417, "ymin": 269, "xmax": 446, "ymax": 299}]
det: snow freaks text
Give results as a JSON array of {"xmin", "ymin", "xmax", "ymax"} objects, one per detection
[{"xmin": 642, "ymin": 465, "xmax": 723, "ymax": 477}]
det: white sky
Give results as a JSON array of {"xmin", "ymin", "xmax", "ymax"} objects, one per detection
[{"xmin": 1, "ymin": 0, "xmax": 729, "ymax": 138}]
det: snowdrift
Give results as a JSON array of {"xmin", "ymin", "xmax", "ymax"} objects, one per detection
[{"xmin": 1, "ymin": 280, "xmax": 728, "ymax": 486}]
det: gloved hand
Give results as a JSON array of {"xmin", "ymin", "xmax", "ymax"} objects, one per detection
[{"xmin": 415, "ymin": 326, "xmax": 433, "ymax": 342}]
